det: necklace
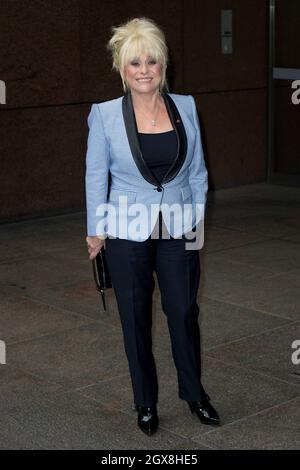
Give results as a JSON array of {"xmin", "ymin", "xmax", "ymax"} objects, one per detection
[{"xmin": 135, "ymin": 95, "xmax": 162, "ymax": 127}]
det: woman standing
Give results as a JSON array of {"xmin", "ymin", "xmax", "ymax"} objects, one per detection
[{"xmin": 85, "ymin": 17, "xmax": 220, "ymax": 436}]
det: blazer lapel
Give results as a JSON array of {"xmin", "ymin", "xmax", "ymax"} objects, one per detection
[
  {"xmin": 122, "ymin": 89, "xmax": 187, "ymax": 188},
  {"xmin": 122, "ymin": 90, "xmax": 160, "ymax": 187},
  {"xmin": 161, "ymin": 91, "xmax": 187, "ymax": 185}
]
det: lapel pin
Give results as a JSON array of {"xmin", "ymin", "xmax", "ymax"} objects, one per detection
[{"xmin": 176, "ymin": 119, "xmax": 180, "ymax": 123}]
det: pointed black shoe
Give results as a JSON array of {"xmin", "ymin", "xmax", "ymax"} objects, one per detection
[
  {"xmin": 187, "ymin": 395, "xmax": 220, "ymax": 426},
  {"xmin": 137, "ymin": 406, "xmax": 159, "ymax": 436}
]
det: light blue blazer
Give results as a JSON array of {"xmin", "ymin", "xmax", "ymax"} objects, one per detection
[{"xmin": 85, "ymin": 89, "xmax": 208, "ymax": 242}]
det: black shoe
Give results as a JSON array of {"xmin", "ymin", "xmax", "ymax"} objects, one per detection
[
  {"xmin": 136, "ymin": 406, "xmax": 159, "ymax": 436},
  {"xmin": 187, "ymin": 395, "xmax": 220, "ymax": 426}
]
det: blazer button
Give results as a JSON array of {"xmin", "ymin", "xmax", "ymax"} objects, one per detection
[{"xmin": 156, "ymin": 187, "xmax": 163, "ymax": 192}]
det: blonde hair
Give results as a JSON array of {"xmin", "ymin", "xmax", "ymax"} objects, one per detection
[{"xmin": 106, "ymin": 17, "xmax": 169, "ymax": 93}]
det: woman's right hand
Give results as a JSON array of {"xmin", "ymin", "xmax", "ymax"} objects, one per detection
[{"xmin": 86, "ymin": 236, "xmax": 106, "ymax": 260}]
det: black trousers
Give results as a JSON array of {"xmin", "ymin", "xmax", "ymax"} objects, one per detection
[{"xmin": 105, "ymin": 212, "xmax": 206, "ymax": 407}]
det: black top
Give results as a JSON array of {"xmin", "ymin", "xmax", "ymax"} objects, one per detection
[{"xmin": 138, "ymin": 129, "xmax": 177, "ymax": 185}]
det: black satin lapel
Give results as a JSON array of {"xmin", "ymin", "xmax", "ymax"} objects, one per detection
[
  {"xmin": 161, "ymin": 92, "xmax": 188, "ymax": 184},
  {"xmin": 122, "ymin": 90, "xmax": 187, "ymax": 187},
  {"xmin": 122, "ymin": 91, "xmax": 161, "ymax": 187}
]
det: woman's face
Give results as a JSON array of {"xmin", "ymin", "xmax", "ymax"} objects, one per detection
[{"xmin": 122, "ymin": 53, "xmax": 163, "ymax": 94}]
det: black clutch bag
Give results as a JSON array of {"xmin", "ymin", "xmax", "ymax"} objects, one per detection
[{"xmin": 92, "ymin": 248, "xmax": 112, "ymax": 312}]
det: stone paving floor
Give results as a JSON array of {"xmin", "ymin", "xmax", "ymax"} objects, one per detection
[{"xmin": 0, "ymin": 182, "xmax": 299, "ymax": 449}]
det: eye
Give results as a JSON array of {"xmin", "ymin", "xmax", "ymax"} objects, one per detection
[{"xmin": 149, "ymin": 59, "xmax": 157, "ymax": 65}]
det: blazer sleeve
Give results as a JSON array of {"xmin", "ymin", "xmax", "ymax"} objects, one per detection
[
  {"xmin": 188, "ymin": 95, "xmax": 208, "ymax": 208},
  {"xmin": 85, "ymin": 104, "xmax": 110, "ymax": 237}
]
